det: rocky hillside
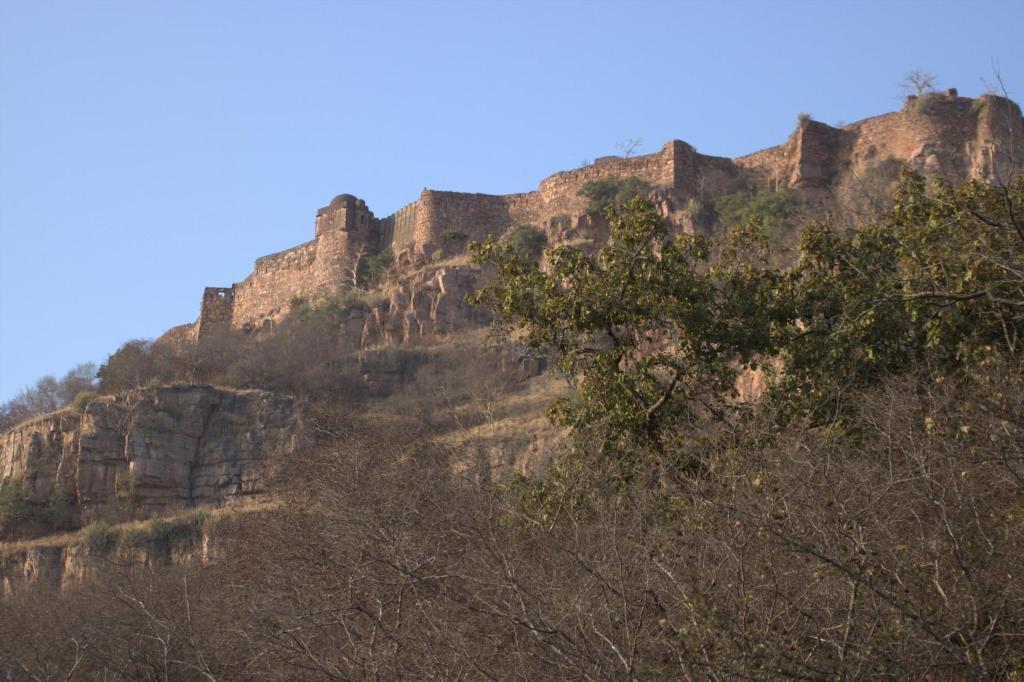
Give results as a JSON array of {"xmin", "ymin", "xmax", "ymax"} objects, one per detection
[
  {"xmin": 2, "ymin": 91, "xmax": 1022, "ymax": 597},
  {"xmin": 0, "ymin": 386, "xmax": 298, "ymax": 539},
  {"xmin": 1, "ymin": 507, "xmax": 228, "ymax": 596}
]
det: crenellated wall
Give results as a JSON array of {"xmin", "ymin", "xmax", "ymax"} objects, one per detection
[
  {"xmin": 192, "ymin": 141, "xmax": 700, "ymax": 332},
  {"xmin": 404, "ymin": 140, "xmax": 729, "ymax": 259},
  {"xmin": 198, "ymin": 194, "xmax": 385, "ymax": 333},
  {"xmin": 378, "ymin": 200, "xmax": 418, "ymax": 255}
]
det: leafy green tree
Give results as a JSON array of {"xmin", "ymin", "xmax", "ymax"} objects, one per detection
[
  {"xmin": 714, "ymin": 187, "xmax": 802, "ymax": 240},
  {"xmin": 0, "ymin": 484, "xmax": 30, "ymax": 536},
  {"xmin": 45, "ymin": 492, "xmax": 72, "ymax": 530},
  {"xmin": 357, "ymin": 247, "xmax": 394, "ymax": 288},
  {"xmin": 502, "ymin": 224, "xmax": 547, "ymax": 260},
  {"xmin": 471, "ymin": 169, "xmax": 1024, "ymax": 466},
  {"xmin": 578, "ymin": 176, "xmax": 652, "ymax": 215},
  {"xmin": 469, "ymin": 197, "xmax": 784, "ymax": 471},
  {"xmin": 780, "ymin": 170, "xmax": 1024, "ymax": 415}
]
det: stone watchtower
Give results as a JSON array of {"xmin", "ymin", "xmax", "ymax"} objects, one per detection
[
  {"xmin": 314, "ymin": 193, "xmax": 373, "ymax": 238},
  {"xmin": 195, "ymin": 286, "xmax": 235, "ymax": 340},
  {"xmin": 311, "ymin": 194, "xmax": 381, "ymax": 294}
]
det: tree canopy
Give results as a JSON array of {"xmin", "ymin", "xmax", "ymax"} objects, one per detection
[{"xmin": 470, "ymin": 170, "xmax": 1024, "ymax": 469}]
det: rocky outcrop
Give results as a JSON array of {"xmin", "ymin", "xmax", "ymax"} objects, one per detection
[
  {"xmin": 362, "ymin": 265, "xmax": 490, "ymax": 348},
  {"xmin": 0, "ymin": 386, "xmax": 298, "ymax": 536},
  {"xmin": 307, "ymin": 265, "xmax": 493, "ymax": 395},
  {"xmin": 1, "ymin": 521, "xmax": 224, "ymax": 596}
]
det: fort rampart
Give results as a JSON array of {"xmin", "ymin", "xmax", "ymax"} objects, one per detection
[
  {"xmin": 191, "ymin": 94, "xmax": 1023, "ymax": 339},
  {"xmin": 230, "ymin": 240, "xmax": 318, "ymax": 332}
]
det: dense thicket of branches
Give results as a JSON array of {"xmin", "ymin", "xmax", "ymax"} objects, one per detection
[{"xmin": 2, "ymin": 363, "xmax": 1022, "ymax": 679}]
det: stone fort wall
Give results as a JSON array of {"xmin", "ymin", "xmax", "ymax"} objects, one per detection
[
  {"xmin": 378, "ymin": 200, "xmax": 418, "ymax": 254},
  {"xmin": 193, "ymin": 94, "xmax": 1023, "ymax": 339},
  {"xmin": 196, "ymin": 195, "xmax": 379, "ymax": 335},
  {"xmin": 195, "ymin": 140, "xmax": 702, "ymax": 335},
  {"xmin": 403, "ymin": 140, "xmax": 748, "ymax": 259},
  {"xmin": 229, "ymin": 240, "xmax": 318, "ymax": 332},
  {"xmin": 735, "ymin": 93, "xmax": 1024, "ymax": 190}
]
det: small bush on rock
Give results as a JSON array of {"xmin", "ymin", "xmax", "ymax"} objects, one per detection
[{"xmin": 81, "ymin": 521, "xmax": 116, "ymax": 555}]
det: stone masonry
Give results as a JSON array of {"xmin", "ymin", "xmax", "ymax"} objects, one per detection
[{"xmin": 193, "ymin": 93, "xmax": 1023, "ymax": 338}]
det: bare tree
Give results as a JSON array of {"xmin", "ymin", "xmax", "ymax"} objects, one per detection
[
  {"xmin": 902, "ymin": 69, "xmax": 937, "ymax": 96},
  {"xmin": 342, "ymin": 244, "xmax": 367, "ymax": 290},
  {"xmin": 4, "ymin": 351, "xmax": 1024, "ymax": 679},
  {"xmin": 0, "ymin": 363, "xmax": 99, "ymax": 430},
  {"xmin": 616, "ymin": 137, "xmax": 642, "ymax": 159}
]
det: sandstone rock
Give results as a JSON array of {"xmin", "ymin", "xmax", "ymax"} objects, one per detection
[
  {"xmin": 355, "ymin": 265, "xmax": 490, "ymax": 350},
  {"xmin": 1, "ymin": 525, "xmax": 222, "ymax": 596},
  {"xmin": 0, "ymin": 386, "xmax": 298, "ymax": 537}
]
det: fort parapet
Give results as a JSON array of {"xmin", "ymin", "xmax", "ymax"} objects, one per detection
[{"xmin": 192, "ymin": 93, "xmax": 1023, "ymax": 338}]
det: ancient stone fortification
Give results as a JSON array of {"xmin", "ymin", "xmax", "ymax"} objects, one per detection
[
  {"xmin": 192, "ymin": 92, "xmax": 1022, "ymax": 338},
  {"xmin": 736, "ymin": 92, "xmax": 1024, "ymax": 189},
  {"xmin": 0, "ymin": 386, "xmax": 298, "ymax": 534}
]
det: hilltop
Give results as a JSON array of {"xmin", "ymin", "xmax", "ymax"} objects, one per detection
[{"xmin": 1, "ymin": 90, "xmax": 1023, "ymax": 679}]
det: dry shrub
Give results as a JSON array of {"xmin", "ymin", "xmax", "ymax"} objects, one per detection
[{"xmin": 3, "ymin": 361, "xmax": 1023, "ymax": 679}]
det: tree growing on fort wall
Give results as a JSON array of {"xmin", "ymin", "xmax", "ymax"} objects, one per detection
[
  {"xmin": 901, "ymin": 68, "xmax": 938, "ymax": 96},
  {"xmin": 577, "ymin": 175, "xmax": 651, "ymax": 215},
  {"xmin": 357, "ymin": 247, "xmax": 394, "ymax": 288},
  {"xmin": 615, "ymin": 136, "xmax": 642, "ymax": 158},
  {"xmin": 502, "ymin": 224, "xmax": 547, "ymax": 260},
  {"xmin": 341, "ymin": 244, "xmax": 367, "ymax": 290}
]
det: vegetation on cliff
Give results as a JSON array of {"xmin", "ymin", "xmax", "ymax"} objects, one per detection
[{"xmin": 0, "ymin": 363, "xmax": 97, "ymax": 432}]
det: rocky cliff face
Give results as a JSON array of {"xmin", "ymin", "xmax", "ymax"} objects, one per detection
[
  {"xmin": 1, "ymin": 522, "xmax": 222, "ymax": 596},
  {"xmin": 0, "ymin": 386, "xmax": 298, "ymax": 537},
  {"xmin": 359, "ymin": 265, "xmax": 489, "ymax": 348},
  {"xmin": 303, "ymin": 265, "xmax": 492, "ymax": 395}
]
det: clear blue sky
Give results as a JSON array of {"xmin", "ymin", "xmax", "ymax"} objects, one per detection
[{"xmin": 1, "ymin": 0, "xmax": 1022, "ymax": 401}]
